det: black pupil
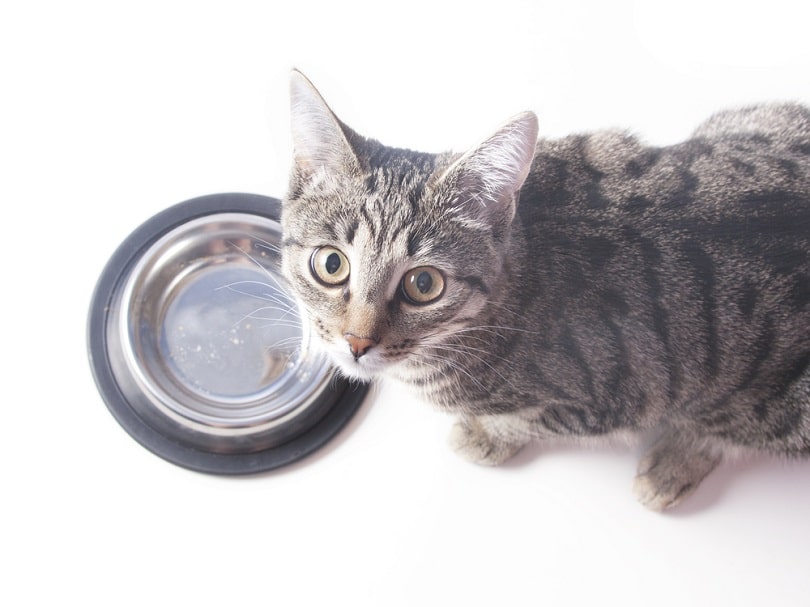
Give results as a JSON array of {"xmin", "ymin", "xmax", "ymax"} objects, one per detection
[
  {"xmin": 415, "ymin": 271, "xmax": 432, "ymax": 294},
  {"xmin": 325, "ymin": 252, "xmax": 341, "ymax": 275}
]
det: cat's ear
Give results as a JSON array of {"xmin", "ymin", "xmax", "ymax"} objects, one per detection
[
  {"xmin": 289, "ymin": 70, "xmax": 360, "ymax": 182},
  {"xmin": 439, "ymin": 112, "xmax": 538, "ymax": 230}
]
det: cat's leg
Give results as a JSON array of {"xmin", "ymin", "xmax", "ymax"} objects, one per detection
[
  {"xmin": 449, "ymin": 413, "xmax": 531, "ymax": 466},
  {"xmin": 633, "ymin": 427, "xmax": 723, "ymax": 511}
]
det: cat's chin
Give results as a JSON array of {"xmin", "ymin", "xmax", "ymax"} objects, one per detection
[
  {"xmin": 333, "ymin": 360, "xmax": 381, "ymax": 382},
  {"xmin": 330, "ymin": 355, "xmax": 388, "ymax": 382}
]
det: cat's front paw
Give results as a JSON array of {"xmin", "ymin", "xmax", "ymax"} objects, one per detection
[
  {"xmin": 633, "ymin": 431, "xmax": 722, "ymax": 512},
  {"xmin": 448, "ymin": 417, "xmax": 522, "ymax": 466}
]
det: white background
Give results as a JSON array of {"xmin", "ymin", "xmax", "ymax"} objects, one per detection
[{"xmin": 2, "ymin": 1, "xmax": 810, "ymax": 605}]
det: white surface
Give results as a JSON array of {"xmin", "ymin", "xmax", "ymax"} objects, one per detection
[{"xmin": 2, "ymin": 1, "xmax": 809, "ymax": 605}]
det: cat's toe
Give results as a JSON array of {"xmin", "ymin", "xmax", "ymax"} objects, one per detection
[
  {"xmin": 632, "ymin": 471, "xmax": 691, "ymax": 512},
  {"xmin": 448, "ymin": 419, "xmax": 519, "ymax": 466},
  {"xmin": 633, "ymin": 431, "xmax": 722, "ymax": 512}
]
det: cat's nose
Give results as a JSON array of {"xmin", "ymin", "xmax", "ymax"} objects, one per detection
[{"xmin": 344, "ymin": 333, "xmax": 378, "ymax": 360}]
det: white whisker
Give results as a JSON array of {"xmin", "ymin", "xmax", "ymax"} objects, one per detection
[
  {"xmin": 216, "ymin": 280, "xmax": 298, "ymax": 311},
  {"xmin": 427, "ymin": 342, "xmax": 515, "ymax": 387},
  {"xmin": 230, "ymin": 303, "xmax": 302, "ymax": 330},
  {"xmin": 225, "ymin": 239, "xmax": 290, "ymax": 293},
  {"xmin": 415, "ymin": 350, "xmax": 490, "ymax": 394},
  {"xmin": 251, "ymin": 238, "xmax": 282, "ymax": 254},
  {"xmin": 265, "ymin": 338, "xmax": 304, "ymax": 358}
]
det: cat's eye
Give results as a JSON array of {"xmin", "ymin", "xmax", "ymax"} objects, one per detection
[
  {"xmin": 401, "ymin": 266, "xmax": 445, "ymax": 305},
  {"xmin": 311, "ymin": 246, "xmax": 350, "ymax": 286}
]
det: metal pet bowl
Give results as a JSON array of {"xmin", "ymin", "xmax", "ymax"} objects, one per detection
[{"xmin": 87, "ymin": 193, "xmax": 367, "ymax": 474}]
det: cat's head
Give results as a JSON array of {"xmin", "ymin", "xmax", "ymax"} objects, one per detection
[{"xmin": 281, "ymin": 71, "xmax": 538, "ymax": 381}]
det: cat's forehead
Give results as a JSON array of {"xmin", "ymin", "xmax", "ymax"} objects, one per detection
[
  {"xmin": 309, "ymin": 167, "xmax": 445, "ymax": 250},
  {"xmin": 335, "ymin": 196, "xmax": 437, "ymax": 263},
  {"xmin": 284, "ymin": 143, "xmax": 477, "ymax": 268}
]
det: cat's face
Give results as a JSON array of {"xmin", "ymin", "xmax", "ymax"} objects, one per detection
[
  {"xmin": 281, "ymin": 71, "xmax": 537, "ymax": 382},
  {"xmin": 282, "ymin": 164, "xmax": 498, "ymax": 381}
]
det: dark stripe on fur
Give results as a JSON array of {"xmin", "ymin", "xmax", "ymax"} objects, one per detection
[
  {"xmin": 359, "ymin": 205, "xmax": 378, "ymax": 241},
  {"xmin": 706, "ymin": 319, "xmax": 775, "ymax": 429},
  {"xmin": 345, "ymin": 220, "xmax": 358, "ymax": 245},
  {"xmin": 682, "ymin": 241, "xmax": 720, "ymax": 378},
  {"xmin": 635, "ymin": 233, "xmax": 681, "ymax": 402},
  {"xmin": 456, "ymin": 274, "xmax": 490, "ymax": 295},
  {"xmin": 559, "ymin": 325, "xmax": 598, "ymax": 404}
]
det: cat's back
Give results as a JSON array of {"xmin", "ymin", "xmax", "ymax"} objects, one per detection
[
  {"xmin": 692, "ymin": 102, "xmax": 810, "ymax": 143},
  {"xmin": 518, "ymin": 102, "xmax": 810, "ymax": 322},
  {"xmin": 522, "ymin": 102, "xmax": 810, "ymax": 226}
]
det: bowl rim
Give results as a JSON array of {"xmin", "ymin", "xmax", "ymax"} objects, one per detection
[{"xmin": 87, "ymin": 192, "xmax": 368, "ymax": 475}]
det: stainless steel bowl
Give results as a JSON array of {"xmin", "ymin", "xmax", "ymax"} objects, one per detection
[{"xmin": 88, "ymin": 193, "xmax": 367, "ymax": 474}]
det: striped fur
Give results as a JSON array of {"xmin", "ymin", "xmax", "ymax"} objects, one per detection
[{"xmin": 281, "ymin": 71, "xmax": 810, "ymax": 510}]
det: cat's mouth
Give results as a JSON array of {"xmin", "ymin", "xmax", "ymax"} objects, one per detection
[
  {"xmin": 312, "ymin": 333, "xmax": 408, "ymax": 382},
  {"xmin": 328, "ymin": 345, "xmax": 392, "ymax": 381}
]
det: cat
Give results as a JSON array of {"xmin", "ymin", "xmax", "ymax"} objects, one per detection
[{"xmin": 280, "ymin": 70, "xmax": 810, "ymax": 511}]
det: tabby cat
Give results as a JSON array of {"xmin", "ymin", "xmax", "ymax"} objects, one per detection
[{"xmin": 281, "ymin": 70, "xmax": 810, "ymax": 510}]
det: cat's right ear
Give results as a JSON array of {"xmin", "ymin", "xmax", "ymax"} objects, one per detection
[
  {"xmin": 437, "ymin": 112, "xmax": 538, "ymax": 235},
  {"xmin": 289, "ymin": 70, "xmax": 360, "ymax": 183}
]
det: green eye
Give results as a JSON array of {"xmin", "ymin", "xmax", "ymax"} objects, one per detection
[
  {"xmin": 311, "ymin": 246, "xmax": 350, "ymax": 286},
  {"xmin": 401, "ymin": 266, "xmax": 445, "ymax": 304}
]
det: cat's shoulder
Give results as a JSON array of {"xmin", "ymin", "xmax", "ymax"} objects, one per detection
[{"xmin": 533, "ymin": 129, "xmax": 646, "ymax": 172}]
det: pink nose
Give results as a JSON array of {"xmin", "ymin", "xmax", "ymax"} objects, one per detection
[{"xmin": 344, "ymin": 334, "xmax": 378, "ymax": 359}]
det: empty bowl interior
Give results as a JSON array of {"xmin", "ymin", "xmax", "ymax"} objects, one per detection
[{"xmin": 107, "ymin": 212, "xmax": 336, "ymax": 453}]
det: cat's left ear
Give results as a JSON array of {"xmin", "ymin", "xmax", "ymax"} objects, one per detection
[{"xmin": 439, "ymin": 112, "xmax": 538, "ymax": 231}]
